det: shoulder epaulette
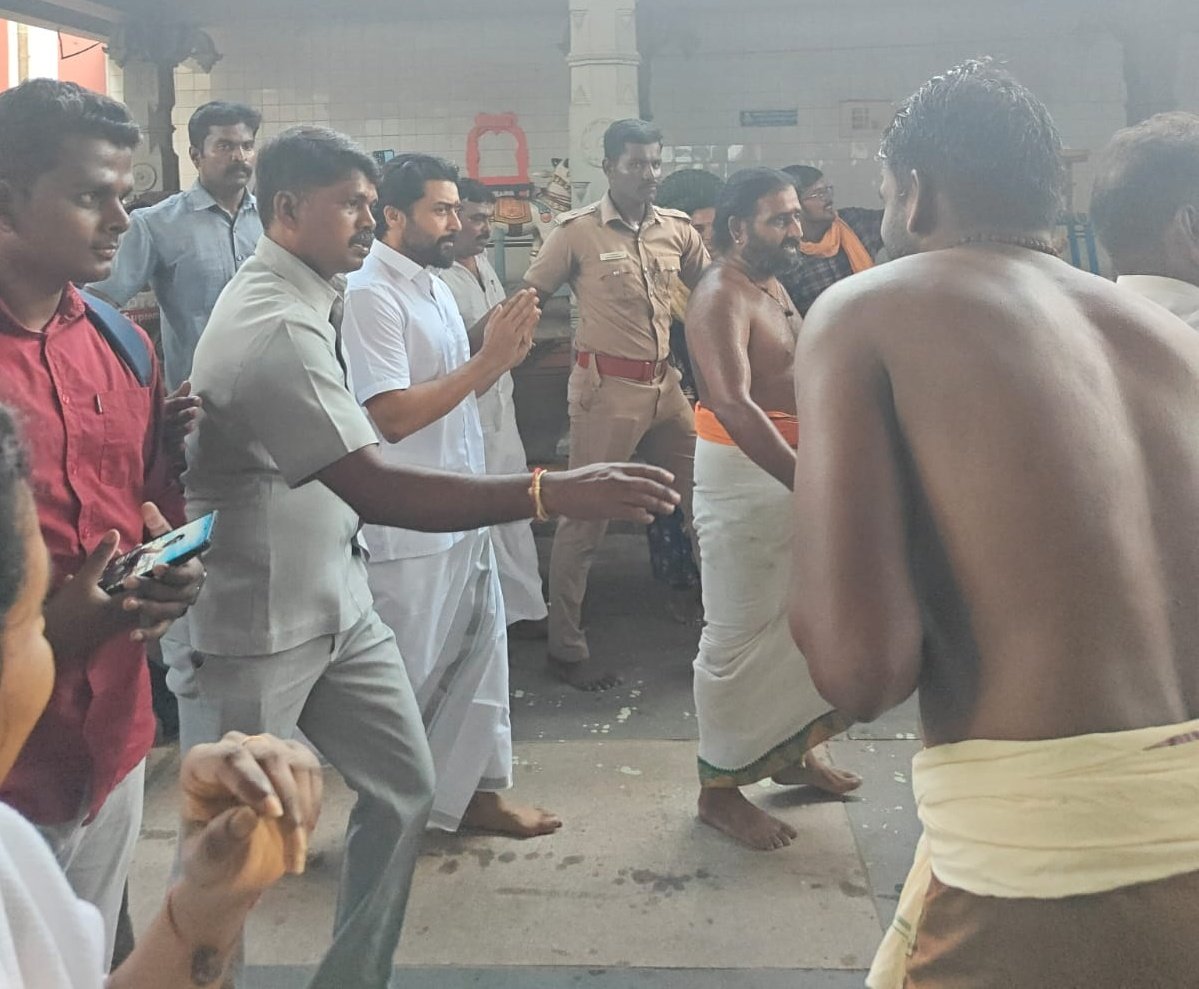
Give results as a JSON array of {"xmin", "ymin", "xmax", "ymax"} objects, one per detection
[
  {"xmin": 654, "ymin": 206, "xmax": 693, "ymax": 222},
  {"xmin": 554, "ymin": 203, "xmax": 600, "ymax": 225}
]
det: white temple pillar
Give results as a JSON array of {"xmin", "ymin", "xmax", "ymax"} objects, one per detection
[{"xmin": 566, "ymin": 0, "xmax": 641, "ymax": 206}]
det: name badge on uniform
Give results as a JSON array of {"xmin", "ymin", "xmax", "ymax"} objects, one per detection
[{"xmin": 600, "ymin": 251, "xmax": 629, "ymax": 261}]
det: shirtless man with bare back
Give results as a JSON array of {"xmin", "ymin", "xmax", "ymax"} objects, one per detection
[
  {"xmin": 789, "ymin": 60, "xmax": 1199, "ymax": 988},
  {"xmin": 684, "ymin": 168, "xmax": 859, "ymax": 850}
]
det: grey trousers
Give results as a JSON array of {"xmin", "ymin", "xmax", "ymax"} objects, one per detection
[
  {"xmin": 37, "ymin": 759, "xmax": 146, "ymax": 971},
  {"xmin": 169, "ymin": 610, "xmax": 435, "ymax": 989}
]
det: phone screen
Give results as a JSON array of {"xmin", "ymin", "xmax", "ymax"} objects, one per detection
[{"xmin": 101, "ymin": 511, "xmax": 217, "ymax": 594}]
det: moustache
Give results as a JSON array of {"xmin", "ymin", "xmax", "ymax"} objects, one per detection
[
  {"xmin": 350, "ymin": 232, "xmax": 375, "ymax": 249},
  {"xmin": 781, "ymin": 238, "xmax": 801, "ymax": 251}
]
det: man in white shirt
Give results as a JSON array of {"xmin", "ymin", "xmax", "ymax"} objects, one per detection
[
  {"xmin": 341, "ymin": 154, "xmax": 561, "ymax": 838},
  {"xmin": 1091, "ymin": 111, "xmax": 1199, "ymax": 329},
  {"xmin": 438, "ymin": 178, "xmax": 549, "ymax": 638}
]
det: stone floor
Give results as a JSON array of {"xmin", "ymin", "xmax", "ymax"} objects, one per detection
[{"xmin": 130, "ymin": 533, "xmax": 922, "ymax": 987}]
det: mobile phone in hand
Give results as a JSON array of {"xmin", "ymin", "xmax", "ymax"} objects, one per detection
[{"xmin": 100, "ymin": 511, "xmax": 217, "ymax": 595}]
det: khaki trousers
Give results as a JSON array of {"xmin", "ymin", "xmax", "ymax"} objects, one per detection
[{"xmin": 548, "ymin": 361, "xmax": 696, "ymax": 663}]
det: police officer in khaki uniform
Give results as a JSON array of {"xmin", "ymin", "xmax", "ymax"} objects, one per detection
[{"xmin": 524, "ymin": 119, "xmax": 709, "ymax": 690}]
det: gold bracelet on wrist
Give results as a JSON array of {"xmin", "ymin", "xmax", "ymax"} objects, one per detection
[{"xmin": 529, "ymin": 467, "xmax": 551, "ymax": 522}]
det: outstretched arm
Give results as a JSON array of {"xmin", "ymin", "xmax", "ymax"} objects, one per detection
[
  {"xmin": 685, "ymin": 276, "xmax": 796, "ymax": 489},
  {"xmin": 789, "ymin": 287, "xmax": 923, "ymax": 721},
  {"xmin": 317, "ymin": 449, "xmax": 678, "ymax": 530}
]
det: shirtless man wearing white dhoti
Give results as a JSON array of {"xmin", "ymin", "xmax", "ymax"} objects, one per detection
[
  {"xmin": 439, "ymin": 178, "xmax": 549, "ymax": 638},
  {"xmin": 342, "ymin": 153, "xmax": 561, "ymax": 838},
  {"xmin": 684, "ymin": 168, "xmax": 860, "ymax": 850}
]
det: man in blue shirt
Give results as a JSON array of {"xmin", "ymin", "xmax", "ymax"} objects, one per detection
[{"xmin": 89, "ymin": 100, "xmax": 263, "ymax": 390}]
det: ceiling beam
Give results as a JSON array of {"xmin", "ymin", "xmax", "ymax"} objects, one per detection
[{"xmin": 0, "ymin": 0, "xmax": 123, "ymax": 39}]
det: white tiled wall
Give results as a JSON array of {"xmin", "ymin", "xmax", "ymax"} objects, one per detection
[
  {"xmin": 157, "ymin": 0, "xmax": 1198, "ymax": 213},
  {"xmin": 648, "ymin": 1, "xmax": 1199, "ymax": 210},
  {"xmin": 171, "ymin": 12, "xmax": 570, "ymax": 189}
]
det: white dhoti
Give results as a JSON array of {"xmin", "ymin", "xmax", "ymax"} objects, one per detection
[
  {"xmin": 478, "ymin": 372, "xmax": 548, "ymax": 625},
  {"xmin": 692, "ymin": 438, "xmax": 848, "ymax": 787},
  {"xmin": 368, "ymin": 529, "xmax": 512, "ymax": 831}
]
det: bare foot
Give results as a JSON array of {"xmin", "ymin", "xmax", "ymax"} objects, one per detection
[
  {"xmin": 697, "ymin": 787, "xmax": 799, "ymax": 851},
  {"xmin": 548, "ymin": 654, "xmax": 622, "ymax": 691},
  {"xmin": 772, "ymin": 746, "xmax": 862, "ymax": 795},
  {"xmin": 461, "ymin": 791, "xmax": 562, "ymax": 838}
]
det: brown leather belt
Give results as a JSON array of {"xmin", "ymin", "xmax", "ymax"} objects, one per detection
[{"xmin": 576, "ymin": 351, "xmax": 668, "ymax": 383}]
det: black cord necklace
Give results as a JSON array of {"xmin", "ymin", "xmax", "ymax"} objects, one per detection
[
  {"xmin": 717, "ymin": 258, "xmax": 796, "ymax": 318},
  {"xmin": 757, "ymin": 279, "xmax": 796, "ymax": 319}
]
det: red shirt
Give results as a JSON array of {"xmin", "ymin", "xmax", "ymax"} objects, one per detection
[{"xmin": 0, "ymin": 285, "xmax": 182, "ymax": 824}]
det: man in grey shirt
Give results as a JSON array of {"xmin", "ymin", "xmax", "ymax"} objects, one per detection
[
  {"xmin": 180, "ymin": 125, "xmax": 679, "ymax": 989},
  {"xmin": 89, "ymin": 100, "xmax": 263, "ymax": 390}
]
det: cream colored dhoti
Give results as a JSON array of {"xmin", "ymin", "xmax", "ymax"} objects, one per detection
[
  {"xmin": 869, "ymin": 719, "xmax": 1199, "ymax": 988},
  {"xmin": 692, "ymin": 438, "xmax": 848, "ymax": 786}
]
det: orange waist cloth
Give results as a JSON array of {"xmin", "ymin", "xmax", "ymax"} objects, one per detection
[
  {"xmin": 694, "ymin": 403, "xmax": 798, "ymax": 448},
  {"xmin": 801, "ymin": 215, "xmax": 875, "ymax": 273}
]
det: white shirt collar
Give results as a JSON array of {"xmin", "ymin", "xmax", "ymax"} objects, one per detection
[{"xmin": 369, "ymin": 239, "xmax": 432, "ymax": 286}]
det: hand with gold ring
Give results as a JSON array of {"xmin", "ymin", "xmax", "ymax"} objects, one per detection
[{"xmin": 178, "ymin": 731, "xmax": 323, "ymax": 896}]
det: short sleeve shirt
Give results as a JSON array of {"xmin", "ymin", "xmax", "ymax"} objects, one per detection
[
  {"xmin": 185, "ymin": 236, "xmax": 378, "ymax": 656},
  {"xmin": 341, "ymin": 241, "xmax": 485, "ymax": 561},
  {"xmin": 523, "ymin": 193, "xmax": 708, "ymax": 362},
  {"xmin": 87, "ymin": 183, "xmax": 262, "ymax": 390}
]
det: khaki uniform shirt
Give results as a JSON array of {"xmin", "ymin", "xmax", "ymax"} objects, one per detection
[
  {"xmin": 523, "ymin": 193, "xmax": 708, "ymax": 362},
  {"xmin": 185, "ymin": 235, "xmax": 378, "ymax": 656}
]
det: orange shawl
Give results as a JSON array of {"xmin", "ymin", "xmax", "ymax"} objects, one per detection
[{"xmin": 801, "ymin": 216, "xmax": 875, "ymax": 273}]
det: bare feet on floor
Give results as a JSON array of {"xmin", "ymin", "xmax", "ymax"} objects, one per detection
[
  {"xmin": 547, "ymin": 654, "xmax": 622, "ymax": 691},
  {"xmin": 771, "ymin": 746, "xmax": 862, "ymax": 795},
  {"xmin": 698, "ymin": 787, "xmax": 799, "ymax": 851},
  {"xmin": 461, "ymin": 791, "xmax": 563, "ymax": 838}
]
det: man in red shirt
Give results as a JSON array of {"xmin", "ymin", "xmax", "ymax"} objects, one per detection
[{"xmin": 0, "ymin": 79, "xmax": 204, "ymax": 967}]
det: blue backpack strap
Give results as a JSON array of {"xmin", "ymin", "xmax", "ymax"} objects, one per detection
[{"xmin": 79, "ymin": 289, "xmax": 152, "ymax": 387}]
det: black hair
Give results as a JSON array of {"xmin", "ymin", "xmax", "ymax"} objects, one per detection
[
  {"xmin": 781, "ymin": 164, "xmax": 824, "ymax": 194},
  {"xmin": 0, "ymin": 405, "xmax": 30, "ymax": 651},
  {"xmin": 0, "ymin": 79, "xmax": 140, "ymax": 195},
  {"xmin": 656, "ymin": 168, "xmax": 724, "ymax": 216},
  {"xmin": 373, "ymin": 153, "xmax": 459, "ymax": 238},
  {"xmin": 712, "ymin": 167, "xmax": 797, "ymax": 252},
  {"xmin": 603, "ymin": 119, "xmax": 663, "ymax": 162},
  {"xmin": 188, "ymin": 101, "xmax": 262, "ymax": 150},
  {"xmin": 878, "ymin": 58, "xmax": 1065, "ymax": 232},
  {"xmin": 255, "ymin": 126, "xmax": 380, "ymax": 229},
  {"xmin": 456, "ymin": 178, "xmax": 496, "ymax": 205},
  {"xmin": 1091, "ymin": 112, "xmax": 1199, "ymax": 266}
]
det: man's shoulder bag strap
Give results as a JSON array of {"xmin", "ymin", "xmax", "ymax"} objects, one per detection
[{"xmin": 78, "ymin": 289, "xmax": 152, "ymax": 387}]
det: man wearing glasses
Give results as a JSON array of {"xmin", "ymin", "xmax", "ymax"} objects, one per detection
[{"xmin": 780, "ymin": 164, "xmax": 885, "ymax": 316}]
